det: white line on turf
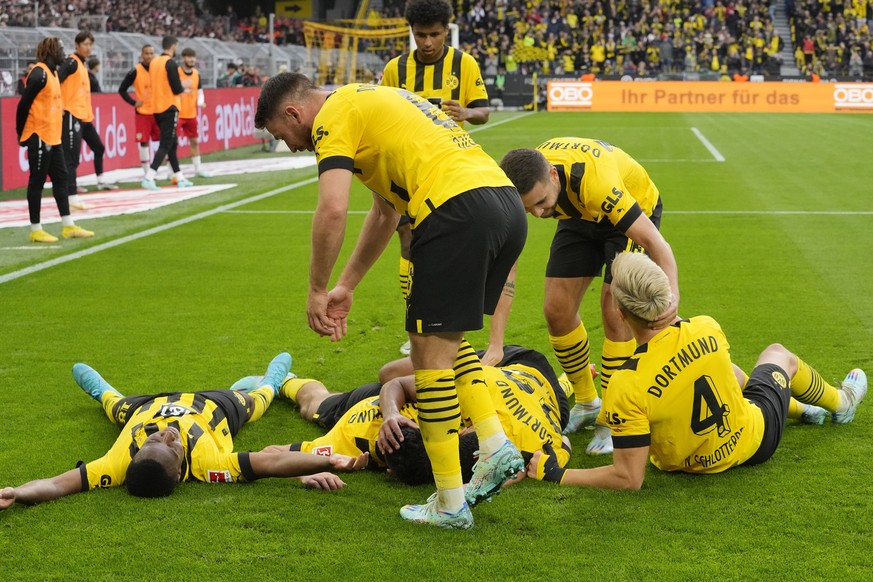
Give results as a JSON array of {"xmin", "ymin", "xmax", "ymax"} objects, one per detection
[
  {"xmin": 0, "ymin": 176, "xmax": 319, "ymax": 286},
  {"xmin": 691, "ymin": 127, "xmax": 726, "ymax": 162},
  {"xmin": 1, "ymin": 246, "xmax": 63, "ymax": 250},
  {"xmin": 467, "ymin": 111, "xmax": 536, "ymax": 134}
]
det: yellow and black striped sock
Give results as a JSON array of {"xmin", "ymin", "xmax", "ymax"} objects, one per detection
[
  {"xmin": 279, "ymin": 378, "xmax": 315, "ymax": 403},
  {"xmin": 791, "ymin": 358, "xmax": 841, "ymax": 412},
  {"xmin": 454, "ymin": 339, "xmax": 505, "ymax": 453},
  {"xmin": 245, "ymin": 386, "xmax": 275, "ymax": 424},
  {"xmin": 601, "ymin": 338, "xmax": 636, "ymax": 391},
  {"xmin": 550, "ymin": 323, "xmax": 598, "ymax": 403},
  {"xmin": 416, "ymin": 369, "xmax": 463, "ymax": 491},
  {"xmin": 399, "ymin": 257, "xmax": 411, "ymax": 300},
  {"xmin": 102, "ymin": 391, "xmax": 125, "ymax": 425}
]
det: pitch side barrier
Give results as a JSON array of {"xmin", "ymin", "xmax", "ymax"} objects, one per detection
[
  {"xmin": 545, "ymin": 80, "xmax": 873, "ymax": 113},
  {"xmin": 0, "ymin": 87, "xmax": 263, "ymax": 191}
]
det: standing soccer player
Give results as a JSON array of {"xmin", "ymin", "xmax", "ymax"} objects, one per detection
[
  {"xmin": 380, "ymin": 0, "xmax": 500, "ymax": 360},
  {"xmin": 16, "ymin": 37, "xmax": 93, "ymax": 243},
  {"xmin": 178, "ymin": 47, "xmax": 211, "ymax": 179},
  {"xmin": 500, "ymin": 139, "xmax": 680, "ymax": 454},
  {"xmin": 58, "ymin": 31, "xmax": 103, "ymax": 207},
  {"xmin": 141, "ymin": 36, "xmax": 192, "ymax": 190},
  {"xmin": 118, "ymin": 45, "xmax": 160, "ymax": 175},
  {"xmin": 256, "ymin": 73, "xmax": 526, "ymax": 529}
]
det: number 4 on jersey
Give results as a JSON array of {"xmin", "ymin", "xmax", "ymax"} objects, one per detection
[{"xmin": 690, "ymin": 375, "xmax": 732, "ymax": 438}]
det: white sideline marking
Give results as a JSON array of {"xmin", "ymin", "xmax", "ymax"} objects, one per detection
[
  {"xmin": 638, "ymin": 159, "xmax": 719, "ymax": 163},
  {"xmin": 1, "ymin": 246, "xmax": 63, "ymax": 250},
  {"xmin": 690, "ymin": 128, "xmax": 726, "ymax": 162},
  {"xmin": 0, "ymin": 177, "xmax": 318, "ymax": 286},
  {"xmin": 467, "ymin": 112, "xmax": 535, "ymax": 134},
  {"xmin": 0, "ymin": 113, "xmax": 541, "ymax": 282}
]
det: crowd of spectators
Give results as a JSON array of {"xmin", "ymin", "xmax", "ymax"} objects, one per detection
[
  {"xmin": 2, "ymin": 0, "xmax": 871, "ymax": 79},
  {"xmin": 788, "ymin": 0, "xmax": 872, "ymax": 76},
  {"xmin": 0, "ymin": 0, "xmax": 306, "ymax": 45}
]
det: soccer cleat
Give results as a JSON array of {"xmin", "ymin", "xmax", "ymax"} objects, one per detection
[
  {"xmin": 195, "ymin": 170, "xmax": 213, "ymax": 178},
  {"xmin": 400, "ymin": 493, "xmax": 473, "ymax": 530},
  {"xmin": 231, "ymin": 372, "xmax": 297, "ymax": 394},
  {"xmin": 97, "ymin": 180, "xmax": 119, "ymax": 191},
  {"xmin": 563, "ymin": 397, "xmax": 602, "ymax": 434},
  {"xmin": 176, "ymin": 178, "xmax": 194, "ymax": 188},
  {"xmin": 464, "ymin": 439, "xmax": 524, "ymax": 507},
  {"xmin": 399, "ymin": 340, "xmax": 411, "ymax": 356},
  {"xmin": 586, "ymin": 424, "xmax": 614, "ymax": 455},
  {"xmin": 29, "ymin": 229, "xmax": 58, "ymax": 243},
  {"xmin": 800, "ymin": 405, "xmax": 828, "ymax": 425},
  {"xmin": 141, "ymin": 178, "xmax": 160, "ymax": 191},
  {"xmin": 72, "ymin": 363, "xmax": 122, "ymax": 402},
  {"xmin": 832, "ymin": 369, "xmax": 867, "ymax": 424},
  {"xmin": 70, "ymin": 201, "xmax": 91, "ymax": 211},
  {"xmin": 259, "ymin": 352, "xmax": 292, "ymax": 396},
  {"xmin": 61, "ymin": 225, "xmax": 94, "ymax": 239}
]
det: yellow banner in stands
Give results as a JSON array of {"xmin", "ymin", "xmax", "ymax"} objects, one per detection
[{"xmin": 276, "ymin": 0, "xmax": 312, "ymax": 18}]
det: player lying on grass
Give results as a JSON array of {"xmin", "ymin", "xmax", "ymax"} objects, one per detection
[
  {"xmin": 526, "ymin": 252, "xmax": 867, "ymax": 489},
  {"xmin": 0, "ymin": 353, "xmax": 368, "ymax": 510},
  {"xmin": 233, "ymin": 346, "xmax": 573, "ymax": 494}
]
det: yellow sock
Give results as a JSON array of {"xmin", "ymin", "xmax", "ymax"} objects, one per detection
[
  {"xmin": 788, "ymin": 398, "xmax": 806, "ymax": 419},
  {"xmin": 102, "ymin": 391, "xmax": 125, "ymax": 425},
  {"xmin": 791, "ymin": 358, "xmax": 841, "ymax": 412},
  {"xmin": 245, "ymin": 386, "xmax": 275, "ymax": 424},
  {"xmin": 399, "ymin": 257, "xmax": 411, "ymax": 300},
  {"xmin": 550, "ymin": 323, "xmax": 598, "ymax": 403},
  {"xmin": 601, "ymin": 337, "xmax": 637, "ymax": 391},
  {"xmin": 279, "ymin": 378, "xmax": 314, "ymax": 402},
  {"xmin": 415, "ymin": 369, "xmax": 462, "ymax": 491},
  {"xmin": 454, "ymin": 339, "xmax": 505, "ymax": 452}
]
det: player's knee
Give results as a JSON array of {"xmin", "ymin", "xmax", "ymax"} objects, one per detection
[
  {"xmin": 756, "ymin": 343, "xmax": 797, "ymax": 375},
  {"xmin": 543, "ymin": 300, "xmax": 574, "ymax": 332}
]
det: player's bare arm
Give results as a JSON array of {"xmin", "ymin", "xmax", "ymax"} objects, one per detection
[
  {"xmin": 482, "ymin": 261, "xmax": 518, "ymax": 366},
  {"xmin": 0, "ymin": 468, "xmax": 84, "ymax": 509},
  {"xmin": 530, "ymin": 445, "xmax": 649, "ymax": 490},
  {"xmin": 624, "ymin": 214, "xmax": 680, "ymax": 328},
  {"xmin": 378, "ymin": 376, "xmax": 419, "ymax": 453},
  {"xmin": 442, "ymin": 101, "xmax": 489, "ymax": 125},
  {"xmin": 308, "ymin": 168, "xmax": 354, "ymax": 339},
  {"xmin": 248, "ymin": 450, "xmax": 368, "ymax": 479}
]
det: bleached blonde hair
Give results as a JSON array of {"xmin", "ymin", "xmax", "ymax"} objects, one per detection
[{"xmin": 610, "ymin": 252, "xmax": 672, "ymax": 322}]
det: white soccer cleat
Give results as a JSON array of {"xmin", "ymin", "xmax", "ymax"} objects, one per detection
[
  {"xmin": 400, "ymin": 492, "xmax": 473, "ymax": 530},
  {"xmin": 799, "ymin": 404, "xmax": 828, "ymax": 425},
  {"xmin": 563, "ymin": 397, "xmax": 602, "ymax": 434},
  {"xmin": 832, "ymin": 369, "xmax": 867, "ymax": 424},
  {"xmin": 399, "ymin": 340, "xmax": 411, "ymax": 356},
  {"xmin": 586, "ymin": 424, "xmax": 614, "ymax": 455}
]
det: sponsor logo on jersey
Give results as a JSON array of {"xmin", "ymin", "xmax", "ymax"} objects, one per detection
[{"xmin": 208, "ymin": 470, "xmax": 232, "ymax": 483}]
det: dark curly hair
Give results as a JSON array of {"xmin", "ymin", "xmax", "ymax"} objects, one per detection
[
  {"xmin": 125, "ymin": 458, "xmax": 178, "ymax": 498},
  {"xmin": 405, "ymin": 0, "xmax": 453, "ymax": 27},
  {"xmin": 384, "ymin": 426, "xmax": 480, "ymax": 485}
]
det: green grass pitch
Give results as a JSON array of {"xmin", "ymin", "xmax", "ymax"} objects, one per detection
[{"xmin": 1, "ymin": 112, "xmax": 871, "ymax": 579}]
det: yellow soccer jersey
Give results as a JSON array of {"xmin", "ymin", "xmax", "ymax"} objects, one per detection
[
  {"xmin": 600, "ymin": 317, "xmax": 765, "ymax": 474},
  {"xmin": 380, "ymin": 46, "xmax": 489, "ymax": 128},
  {"xmin": 537, "ymin": 137, "xmax": 660, "ymax": 231},
  {"xmin": 294, "ymin": 397, "xmax": 419, "ymax": 467},
  {"xmin": 486, "ymin": 364, "xmax": 571, "ymax": 468},
  {"xmin": 312, "ymin": 83, "xmax": 512, "ymax": 226},
  {"xmin": 77, "ymin": 393, "xmax": 255, "ymax": 491}
]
